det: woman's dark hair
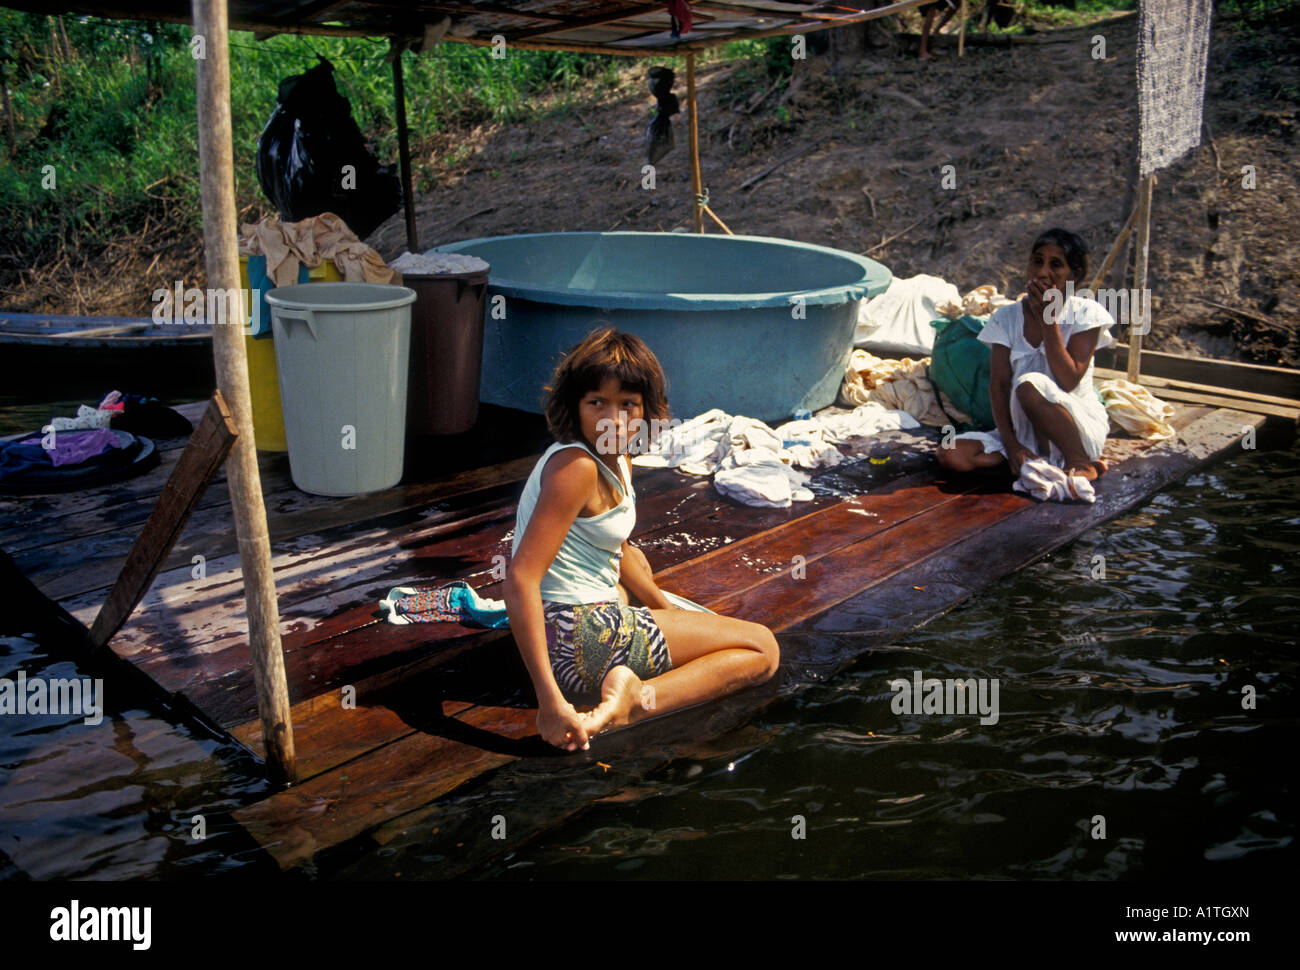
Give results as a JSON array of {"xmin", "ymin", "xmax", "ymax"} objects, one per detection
[
  {"xmin": 1030, "ymin": 227, "xmax": 1089, "ymax": 281},
  {"xmin": 544, "ymin": 326, "xmax": 670, "ymax": 443}
]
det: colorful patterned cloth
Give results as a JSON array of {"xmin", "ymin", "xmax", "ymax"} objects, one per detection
[
  {"xmin": 378, "ymin": 581, "xmax": 510, "ymax": 628},
  {"xmin": 543, "ymin": 600, "xmax": 672, "ymax": 696}
]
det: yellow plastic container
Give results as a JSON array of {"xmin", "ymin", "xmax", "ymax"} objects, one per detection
[{"xmin": 240, "ymin": 257, "xmax": 341, "ymax": 451}]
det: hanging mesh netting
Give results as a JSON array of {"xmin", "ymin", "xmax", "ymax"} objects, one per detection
[{"xmin": 1137, "ymin": 0, "xmax": 1214, "ymax": 177}]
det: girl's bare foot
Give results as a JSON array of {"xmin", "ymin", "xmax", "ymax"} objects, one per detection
[
  {"xmin": 581, "ymin": 665, "xmax": 645, "ymax": 736},
  {"xmin": 1066, "ymin": 463, "xmax": 1099, "ymax": 483},
  {"xmin": 1092, "ymin": 459, "xmax": 1109, "ymax": 478}
]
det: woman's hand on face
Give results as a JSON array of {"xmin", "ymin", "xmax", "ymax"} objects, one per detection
[
  {"xmin": 537, "ymin": 700, "xmax": 590, "ymax": 752},
  {"xmin": 1023, "ymin": 280, "xmax": 1050, "ymax": 323}
]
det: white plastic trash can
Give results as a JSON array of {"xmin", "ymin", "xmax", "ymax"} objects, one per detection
[{"xmin": 265, "ymin": 282, "xmax": 416, "ymax": 496}]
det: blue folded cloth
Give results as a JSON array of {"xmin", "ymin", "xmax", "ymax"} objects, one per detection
[{"xmin": 246, "ymin": 255, "xmax": 316, "ymax": 338}]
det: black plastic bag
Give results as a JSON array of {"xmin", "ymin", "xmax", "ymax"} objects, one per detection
[
  {"xmin": 646, "ymin": 66, "xmax": 679, "ymax": 165},
  {"xmin": 255, "ymin": 58, "xmax": 402, "ymax": 239}
]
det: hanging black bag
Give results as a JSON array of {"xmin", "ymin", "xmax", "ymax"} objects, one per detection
[{"xmin": 255, "ymin": 58, "xmax": 402, "ymax": 239}]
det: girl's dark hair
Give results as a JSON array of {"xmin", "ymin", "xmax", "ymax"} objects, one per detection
[
  {"xmin": 544, "ymin": 326, "xmax": 670, "ymax": 443},
  {"xmin": 1030, "ymin": 228, "xmax": 1089, "ymax": 281}
]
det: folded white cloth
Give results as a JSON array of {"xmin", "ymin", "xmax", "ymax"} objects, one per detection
[
  {"xmin": 854, "ymin": 273, "xmax": 961, "ymax": 355},
  {"xmin": 1013, "ymin": 458, "xmax": 1096, "ymax": 504},
  {"xmin": 713, "ymin": 452, "xmax": 813, "ymax": 508}
]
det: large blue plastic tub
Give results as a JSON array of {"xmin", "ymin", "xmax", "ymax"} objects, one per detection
[{"xmin": 433, "ymin": 232, "xmax": 891, "ymax": 423}]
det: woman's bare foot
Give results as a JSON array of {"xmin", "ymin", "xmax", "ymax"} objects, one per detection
[
  {"xmin": 1092, "ymin": 458, "xmax": 1109, "ymax": 478},
  {"xmin": 1066, "ymin": 463, "xmax": 1099, "ymax": 483},
  {"xmin": 580, "ymin": 665, "xmax": 646, "ymax": 736}
]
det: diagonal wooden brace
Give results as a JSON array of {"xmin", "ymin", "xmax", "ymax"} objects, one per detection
[{"xmin": 89, "ymin": 391, "xmax": 238, "ymax": 650}]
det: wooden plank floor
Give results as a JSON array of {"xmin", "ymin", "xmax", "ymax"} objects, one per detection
[{"xmin": 4, "ymin": 395, "xmax": 1269, "ymax": 875}]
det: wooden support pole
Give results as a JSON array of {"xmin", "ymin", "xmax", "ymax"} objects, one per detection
[
  {"xmin": 1127, "ymin": 174, "xmax": 1154, "ymax": 384},
  {"xmin": 392, "ymin": 42, "xmax": 419, "ymax": 253},
  {"xmin": 703, "ymin": 204, "xmax": 734, "ymax": 234},
  {"xmin": 90, "ymin": 392, "xmax": 238, "ymax": 650},
  {"xmin": 192, "ymin": 0, "xmax": 296, "ymax": 785},
  {"xmin": 1090, "ymin": 201, "xmax": 1141, "ymax": 291},
  {"xmin": 686, "ymin": 52, "xmax": 703, "ymax": 234},
  {"xmin": 958, "ymin": 0, "xmax": 967, "ymax": 58}
]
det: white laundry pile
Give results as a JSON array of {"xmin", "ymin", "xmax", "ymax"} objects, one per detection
[
  {"xmin": 713, "ymin": 451, "xmax": 816, "ymax": 508},
  {"xmin": 935, "ymin": 284, "xmax": 1018, "ymax": 320},
  {"xmin": 854, "ymin": 274, "xmax": 961, "ymax": 356},
  {"xmin": 812, "ymin": 402, "xmax": 921, "ymax": 443},
  {"xmin": 1013, "ymin": 458, "xmax": 1096, "ymax": 504},
  {"xmin": 838, "ymin": 349, "xmax": 974, "ymax": 428},
  {"xmin": 631, "ymin": 405, "xmax": 920, "ymax": 508}
]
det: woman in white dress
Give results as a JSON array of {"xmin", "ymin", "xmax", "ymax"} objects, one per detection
[{"xmin": 938, "ymin": 228, "xmax": 1115, "ymax": 482}]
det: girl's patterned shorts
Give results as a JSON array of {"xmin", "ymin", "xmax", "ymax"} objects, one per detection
[{"xmin": 542, "ymin": 600, "xmax": 673, "ymax": 696}]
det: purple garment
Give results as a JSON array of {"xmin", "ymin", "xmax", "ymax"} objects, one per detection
[{"xmin": 47, "ymin": 429, "xmax": 121, "ymax": 466}]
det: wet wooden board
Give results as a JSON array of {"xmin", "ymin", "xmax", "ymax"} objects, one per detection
[
  {"xmin": 197, "ymin": 474, "xmax": 849, "ymax": 732},
  {"xmin": 1095, "ymin": 367, "xmax": 1300, "ymax": 422},
  {"xmin": 77, "ymin": 456, "xmax": 858, "ymax": 733},
  {"xmin": 224, "ymin": 469, "xmax": 981, "ymax": 779},
  {"xmin": 229, "ymin": 406, "xmax": 1255, "ymax": 872},
  {"xmin": 90, "ymin": 393, "xmax": 238, "ymax": 649},
  {"xmin": 5, "ymin": 401, "xmax": 553, "ymax": 592},
  {"xmin": 14, "ymin": 450, "xmax": 549, "ymax": 601},
  {"xmin": 10, "ymin": 388, "xmax": 1250, "ymax": 875},
  {"xmin": 1098, "ymin": 344, "xmax": 1300, "ymax": 401},
  {"xmin": 343, "ymin": 409, "xmax": 1267, "ymax": 878}
]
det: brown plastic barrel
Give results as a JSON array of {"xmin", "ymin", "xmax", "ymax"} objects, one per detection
[{"xmin": 401, "ymin": 265, "xmax": 491, "ymax": 436}]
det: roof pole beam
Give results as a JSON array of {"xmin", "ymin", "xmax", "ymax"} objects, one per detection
[
  {"xmin": 191, "ymin": 0, "xmax": 297, "ymax": 785},
  {"xmin": 686, "ymin": 51, "xmax": 703, "ymax": 234},
  {"xmin": 506, "ymin": 4, "xmax": 676, "ymax": 42},
  {"xmin": 391, "ymin": 40, "xmax": 420, "ymax": 253}
]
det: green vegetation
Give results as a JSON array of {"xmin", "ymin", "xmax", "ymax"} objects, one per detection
[
  {"xmin": 1, "ymin": 1, "xmax": 1287, "ymax": 301},
  {"xmin": 0, "ymin": 11, "xmax": 627, "ymax": 281}
]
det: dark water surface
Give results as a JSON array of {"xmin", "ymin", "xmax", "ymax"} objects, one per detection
[{"xmin": 0, "ymin": 392, "xmax": 1294, "ymax": 879}]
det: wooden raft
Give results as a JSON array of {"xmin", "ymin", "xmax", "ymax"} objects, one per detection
[{"xmin": 4, "ymin": 395, "xmax": 1276, "ymax": 875}]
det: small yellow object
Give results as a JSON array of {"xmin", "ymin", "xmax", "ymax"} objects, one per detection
[
  {"xmin": 913, "ymin": 585, "xmax": 925, "ymax": 591},
  {"xmin": 597, "ymin": 761, "xmax": 612, "ymax": 773}
]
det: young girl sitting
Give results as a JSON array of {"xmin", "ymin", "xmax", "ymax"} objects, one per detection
[
  {"xmin": 503, "ymin": 327, "xmax": 780, "ymax": 752},
  {"xmin": 937, "ymin": 228, "xmax": 1115, "ymax": 483}
]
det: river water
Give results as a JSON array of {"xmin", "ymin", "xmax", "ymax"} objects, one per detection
[{"xmin": 0, "ymin": 392, "xmax": 1294, "ymax": 880}]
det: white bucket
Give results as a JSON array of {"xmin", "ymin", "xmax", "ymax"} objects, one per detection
[{"xmin": 266, "ymin": 282, "xmax": 416, "ymax": 496}]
